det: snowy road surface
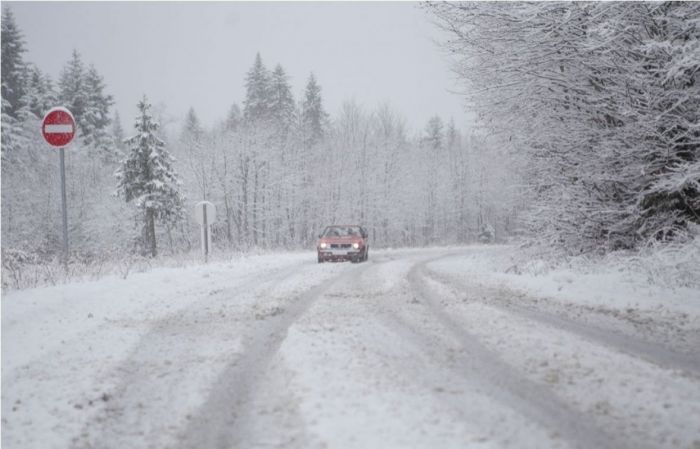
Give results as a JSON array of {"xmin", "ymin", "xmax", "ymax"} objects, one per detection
[{"xmin": 3, "ymin": 247, "xmax": 700, "ymax": 449}]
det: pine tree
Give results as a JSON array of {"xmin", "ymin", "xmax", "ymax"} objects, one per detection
[
  {"xmin": 82, "ymin": 64, "xmax": 114, "ymax": 155},
  {"xmin": 301, "ymin": 73, "xmax": 327, "ymax": 147},
  {"xmin": 181, "ymin": 107, "xmax": 210, "ymax": 199},
  {"xmin": 424, "ymin": 116, "xmax": 444, "ymax": 152},
  {"xmin": 58, "ymin": 50, "xmax": 87, "ymax": 127},
  {"xmin": 1, "ymin": 6, "xmax": 28, "ymax": 161},
  {"xmin": 1, "ymin": 6, "xmax": 27, "ymax": 119},
  {"xmin": 1, "ymin": 97, "xmax": 25, "ymax": 164},
  {"xmin": 269, "ymin": 64, "xmax": 296, "ymax": 139},
  {"xmin": 23, "ymin": 64, "xmax": 56, "ymax": 119},
  {"xmin": 226, "ymin": 103, "xmax": 242, "ymax": 131},
  {"xmin": 111, "ymin": 110, "xmax": 125, "ymax": 152},
  {"xmin": 183, "ymin": 107, "xmax": 204, "ymax": 141},
  {"xmin": 116, "ymin": 96, "xmax": 185, "ymax": 257},
  {"xmin": 243, "ymin": 53, "xmax": 271, "ymax": 123},
  {"xmin": 446, "ymin": 118, "xmax": 458, "ymax": 152},
  {"xmin": 58, "ymin": 52, "xmax": 115, "ymax": 156}
]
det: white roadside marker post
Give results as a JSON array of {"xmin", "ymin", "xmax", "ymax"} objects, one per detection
[{"xmin": 194, "ymin": 201, "xmax": 216, "ymax": 263}]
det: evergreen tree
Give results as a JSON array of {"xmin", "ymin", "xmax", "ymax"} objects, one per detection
[
  {"xmin": 269, "ymin": 64, "xmax": 296, "ymax": 139},
  {"xmin": 23, "ymin": 64, "xmax": 56, "ymax": 119},
  {"xmin": 58, "ymin": 52, "xmax": 114, "ymax": 155},
  {"xmin": 183, "ymin": 107, "xmax": 204, "ymax": 142},
  {"xmin": 446, "ymin": 118, "xmax": 458, "ymax": 152},
  {"xmin": 58, "ymin": 50, "xmax": 88, "ymax": 129},
  {"xmin": 1, "ymin": 6, "xmax": 28, "ymax": 161},
  {"xmin": 301, "ymin": 73, "xmax": 327, "ymax": 147},
  {"xmin": 111, "ymin": 110, "xmax": 125, "ymax": 152},
  {"xmin": 82, "ymin": 64, "xmax": 114, "ymax": 154},
  {"xmin": 181, "ymin": 107, "xmax": 211, "ymax": 200},
  {"xmin": 225, "ymin": 103, "xmax": 242, "ymax": 131},
  {"xmin": 1, "ymin": 6, "xmax": 27, "ymax": 119},
  {"xmin": 424, "ymin": 116, "xmax": 444, "ymax": 152},
  {"xmin": 116, "ymin": 96, "xmax": 185, "ymax": 257},
  {"xmin": 243, "ymin": 53, "xmax": 271, "ymax": 123},
  {"xmin": 1, "ymin": 97, "xmax": 25, "ymax": 163}
]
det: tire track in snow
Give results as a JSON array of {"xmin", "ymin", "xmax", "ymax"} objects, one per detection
[
  {"xmin": 73, "ymin": 259, "xmax": 332, "ymax": 449},
  {"xmin": 422, "ymin": 267, "xmax": 700, "ymax": 376},
  {"xmin": 343, "ymin": 252, "xmax": 572, "ymax": 448},
  {"xmin": 332, "ymin": 250, "xmax": 593, "ymax": 448},
  {"xmin": 174, "ymin": 261, "xmax": 374, "ymax": 449},
  {"xmin": 404, "ymin": 260, "xmax": 639, "ymax": 449}
]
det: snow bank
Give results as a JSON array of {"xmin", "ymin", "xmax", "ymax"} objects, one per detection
[{"xmin": 428, "ymin": 244, "xmax": 700, "ymax": 317}]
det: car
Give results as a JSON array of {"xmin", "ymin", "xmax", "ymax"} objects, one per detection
[{"xmin": 317, "ymin": 225, "xmax": 369, "ymax": 263}]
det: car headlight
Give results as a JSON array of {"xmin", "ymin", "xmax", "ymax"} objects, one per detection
[
  {"xmin": 352, "ymin": 242, "xmax": 360, "ymax": 249},
  {"xmin": 320, "ymin": 242, "xmax": 328, "ymax": 249}
]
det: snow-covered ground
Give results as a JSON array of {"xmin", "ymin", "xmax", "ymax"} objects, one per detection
[{"xmin": 2, "ymin": 246, "xmax": 699, "ymax": 449}]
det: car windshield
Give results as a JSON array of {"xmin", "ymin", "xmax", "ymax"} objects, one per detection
[{"xmin": 323, "ymin": 226, "xmax": 361, "ymax": 237}]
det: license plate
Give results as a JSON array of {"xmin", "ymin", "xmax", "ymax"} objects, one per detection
[{"xmin": 330, "ymin": 249, "xmax": 348, "ymax": 256}]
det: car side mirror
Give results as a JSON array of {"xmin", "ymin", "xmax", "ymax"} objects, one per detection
[{"xmin": 318, "ymin": 234, "xmax": 322, "ymax": 238}]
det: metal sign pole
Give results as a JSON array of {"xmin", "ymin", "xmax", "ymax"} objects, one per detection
[{"xmin": 59, "ymin": 146, "xmax": 69, "ymax": 269}]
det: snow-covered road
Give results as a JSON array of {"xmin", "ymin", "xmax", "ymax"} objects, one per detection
[{"xmin": 3, "ymin": 247, "xmax": 699, "ymax": 449}]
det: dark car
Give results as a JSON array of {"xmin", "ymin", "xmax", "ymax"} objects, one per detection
[{"xmin": 317, "ymin": 225, "xmax": 369, "ymax": 263}]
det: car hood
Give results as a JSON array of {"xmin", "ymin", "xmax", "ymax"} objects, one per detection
[{"xmin": 319, "ymin": 236, "xmax": 363, "ymax": 244}]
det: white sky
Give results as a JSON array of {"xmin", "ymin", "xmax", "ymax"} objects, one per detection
[{"xmin": 10, "ymin": 1, "xmax": 469, "ymax": 133}]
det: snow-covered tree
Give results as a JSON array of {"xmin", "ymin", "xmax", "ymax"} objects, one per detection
[
  {"xmin": 23, "ymin": 64, "xmax": 56, "ymax": 119},
  {"xmin": 243, "ymin": 53, "xmax": 271, "ymax": 124},
  {"xmin": 1, "ymin": 6, "xmax": 27, "ymax": 119},
  {"xmin": 225, "ymin": 103, "xmax": 242, "ymax": 131},
  {"xmin": 58, "ymin": 50, "xmax": 87, "ymax": 127},
  {"xmin": 112, "ymin": 110, "xmax": 126, "ymax": 152},
  {"xmin": 116, "ymin": 96, "xmax": 185, "ymax": 257},
  {"xmin": 301, "ymin": 73, "xmax": 328, "ymax": 148},
  {"xmin": 423, "ymin": 116, "xmax": 443, "ymax": 152},
  {"xmin": 82, "ymin": 64, "xmax": 115, "ymax": 157},
  {"xmin": 1, "ymin": 6, "xmax": 29, "ymax": 162},
  {"xmin": 57, "ymin": 53, "xmax": 114, "ymax": 155},
  {"xmin": 269, "ymin": 64, "xmax": 296, "ymax": 141},
  {"xmin": 180, "ymin": 107, "xmax": 214, "ymax": 201}
]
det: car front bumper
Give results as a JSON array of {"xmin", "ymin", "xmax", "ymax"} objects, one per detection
[{"xmin": 318, "ymin": 249, "xmax": 361, "ymax": 261}]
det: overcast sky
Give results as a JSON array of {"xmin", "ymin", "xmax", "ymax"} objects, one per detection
[{"xmin": 10, "ymin": 2, "xmax": 468, "ymax": 133}]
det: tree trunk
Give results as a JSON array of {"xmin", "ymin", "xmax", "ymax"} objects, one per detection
[{"xmin": 147, "ymin": 208, "xmax": 157, "ymax": 258}]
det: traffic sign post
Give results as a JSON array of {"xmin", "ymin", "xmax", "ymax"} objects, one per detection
[
  {"xmin": 41, "ymin": 107, "xmax": 76, "ymax": 269},
  {"xmin": 194, "ymin": 201, "xmax": 216, "ymax": 263}
]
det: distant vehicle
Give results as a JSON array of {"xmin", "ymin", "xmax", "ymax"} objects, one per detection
[{"xmin": 317, "ymin": 225, "xmax": 369, "ymax": 263}]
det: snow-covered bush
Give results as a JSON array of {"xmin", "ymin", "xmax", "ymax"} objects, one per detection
[
  {"xmin": 626, "ymin": 229, "xmax": 700, "ymax": 289},
  {"xmin": 1, "ymin": 248, "xmax": 39, "ymax": 289}
]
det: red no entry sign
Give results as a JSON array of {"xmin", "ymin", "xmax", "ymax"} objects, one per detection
[{"xmin": 42, "ymin": 107, "xmax": 76, "ymax": 147}]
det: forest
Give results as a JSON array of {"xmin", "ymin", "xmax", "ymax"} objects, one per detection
[{"xmin": 2, "ymin": 2, "xmax": 698, "ymax": 288}]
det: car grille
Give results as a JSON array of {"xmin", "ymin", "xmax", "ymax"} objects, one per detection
[{"xmin": 330, "ymin": 244, "xmax": 352, "ymax": 249}]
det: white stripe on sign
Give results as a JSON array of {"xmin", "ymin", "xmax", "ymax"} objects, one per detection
[{"xmin": 45, "ymin": 124, "xmax": 73, "ymax": 133}]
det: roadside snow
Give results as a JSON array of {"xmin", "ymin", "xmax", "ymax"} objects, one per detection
[{"xmin": 427, "ymin": 246, "xmax": 700, "ymax": 317}]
